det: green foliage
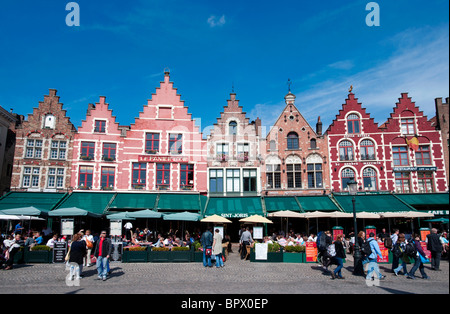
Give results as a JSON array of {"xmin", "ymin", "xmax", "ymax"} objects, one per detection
[
  {"xmin": 126, "ymin": 246, "xmax": 147, "ymax": 251},
  {"xmin": 193, "ymin": 241, "xmax": 202, "ymax": 251},
  {"xmin": 268, "ymin": 243, "xmax": 281, "ymax": 252},
  {"xmin": 284, "ymin": 245, "xmax": 305, "ymax": 253},
  {"xmin": 30, "ymin": 245, "xmax": 51, "ymax": 252},
  {"xmin": 151, "ymin": 247, "xmax": 170, "ymax": 252},
  {"xmin": 171, "ymin": 246, "xmax": 190, "ymax": 251}
]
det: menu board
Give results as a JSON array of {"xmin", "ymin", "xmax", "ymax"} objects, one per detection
[
  {"xmin": 332, "ymin": 228, "xmax": 344, "ymax": 241},
  {"xmin": 255, "ymin": 243, "xmax": 268, "ymax": 260},
  {"xmin": 53, "ymin": 242, "xmax": 67, "ymax": 263},
  {"xmin": 420, "ymin": 229, "xmax": 430, "ymax": 241},
  {"xmin": 305, "ymin": 242, "xmax": 317, "ymax": 262},
  {"xmin": 377, "ymin": 242, "xmax": 389, "ymax": 263}
]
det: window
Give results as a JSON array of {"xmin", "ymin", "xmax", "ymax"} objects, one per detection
[
  {"xmin": 360, "ymin": 139, "xmax": 375, "ymax": 160},
  {"xmin": 395, "ymin": 172, "xmax": 410, "ymax": 193},
  {"xmin": 266, "ymin": 164, "xmax": 281, "ymax": 189},
  {"xmin": 216, "ymin": 143, "xmax": 229, "ymax": 161},
  {"xmin": 287, "ymin": 164, "xmax": 302, "ymax": 188},
  {"xmin": 101, "ymin": 167, "xmax": 115, "ymax": 189},
  {"xmin": 145, "ymin": 133, "xmax": 159, "ymax": 154},
  {"xmin": 25, "ymin": 139, "xmax": 42, "ymax": 159},
  {"xmin": 347, "ymin": 114, "xmax": 360, "ymax": 134},
  {"xmin": 44, "ymin": 114, "xmax": 56, "ymax": 129},
  {"xmin": 269, "ymin": 140, "xmax": 277, "ymax": 151},
  {"xmin": 339, "ymin": 140, "xmax": 354, "ymax": 161},
  {"xmin": 102, "ymin": 143, "xmax": 116, "ymax": 161},
  {"xmin": 417, "ymin": 172, "xmax": 434, "ymax": 193},
  {"xmin": 48, "ymin": 168, "xmax": 64, "ymax": 189},
  {"xmin": 307, "ymin": 163, "xmax": 323, "ymax": 188},
  {"xmin": 237, "ymin": 143, "xmax": 249, "ymax": 161},
  {"xmin": 401, "ymin": 118, "xmax": 415, "ymax": 135},
  {"xmin": 243, "ymin": 169, "xmax": 257, "ymax": 192},
  {"xmin": 229, "ymin": 121, "xmax": 237, "ymax": 136},
  {"xmin": 79, "ymin": 166, "xmax": 93, "ymax": 188},
  {"xmin": 362, "ymin": 168, "xmax": 377, "ymax": 191},
  {"xmin": 169, "ymin": 134, "xmax": 182, "ymax": 154},
  {"xmin": 226, "ymin": 169, "xmax": 240, "ymax": 192},
  {"xmin": 180, "ymin": 164, "xmax": 194, "ymax": 190},
  {"xmin": 415, "ymin": 146, "xmax": 431, "ymax": 165},
  {"xmin": 209, "ymin": 169, "xmax": 224, "ymax": 193},
  {"xmin": 393, "ymin": 146, "xmax": 409, "ymax": 166},
  {"xmin": 94, "ymin": 120, "xmax": 106, "ymax": 133},
  {"xmin": 310, "ymin": 139, "xmax": 317, "ymax": 149},
  {"xmin": 50, "ymin": 141, "xmax": 67, "ymax": 160},
  {"xmin": 341, "ymin": 168, "xmax": 355, "ymax": 190},
  {"xmin": 132, "ymin": 163, "xmax": 146, "ymax": 189},
  {"xmin": 80, "ymin": 142, "xmax": 95, "ymax": 160},
  {"xmin": 156, "ymin": 163, "xmax": 170, "ymax": 190},
  {"xmin": 22, "ymin": 167, "xmax": 40, "ymax": 188},
  {"xmin": 287, "ymin": 132, "xmax": 299, "ymax": 150}
]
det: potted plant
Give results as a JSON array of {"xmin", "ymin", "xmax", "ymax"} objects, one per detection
[
  {"xmin": 122, "ymin": 246, "xmax": 148, "ymax": 263},
  {"xmin": 102, "ymin": 156, "xmax": 115, "ymax": 162},
  {"xmin": 283, "ymin": 245, "xmax": 306, "ymax": 263},
  {"xmin": 25, "ymin": 245, "xmax": 52, "ymax": 263},
  {"xmin": 171, "ymin": 246, "xmax": 191, "ymax": 262},
  {"xmin": 191, "ymin": 241, "xmax": 203, "ymax": 262},
  {"xmin": 148, "ymin": 247, "xmax": 171, "ymax": 262},
  {"xmin": 80, "ymin": 155, "xmax": 94, "ymax": 161}
]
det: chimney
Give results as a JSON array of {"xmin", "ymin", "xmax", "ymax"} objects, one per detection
[
  {"xmin": 254, "ymin": 117, "xmax": 261, "ymax": 136},
  {"xmin": 316, "ymin": 116, "xmax": 323, "ymax": 136},
  {"xmin": 86, "ymin": 103, "xmax": 95, "ymax": 116}
]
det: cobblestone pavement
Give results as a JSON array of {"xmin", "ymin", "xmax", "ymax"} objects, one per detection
[{"xmin": 0, "ymin": 247, "xmax": 448, "ymax": 295}]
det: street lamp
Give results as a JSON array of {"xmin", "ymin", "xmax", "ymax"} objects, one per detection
[{"xmin": 347, "ymin": 178, "xmax": 364, "ymax": 276}]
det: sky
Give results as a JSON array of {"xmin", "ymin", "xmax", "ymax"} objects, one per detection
[{"xmin": 0, "ymin": 0, "xmax": 448, "ymax": 137}]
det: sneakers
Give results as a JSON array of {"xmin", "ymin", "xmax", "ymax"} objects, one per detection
[{"xmin": 330, "ymin": 272, "xmax": 336, "ymax": 280}]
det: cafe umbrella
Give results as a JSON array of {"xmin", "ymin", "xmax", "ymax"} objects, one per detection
[
  {"xmin": 200, "ymin": 214, "xmax": 232, "ymax": 224},
  {"xmin": 267, "ymin": 210, "xmax": 305, "ymax": 236},
  {"xmin": 127, "ymin": 209, "xmax": 163, "ymax": 229}
]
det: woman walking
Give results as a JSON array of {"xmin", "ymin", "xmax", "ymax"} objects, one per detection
[
  {"xmin": 68, "ymin": 233, "xmax": 86, "ymax": 281},
  {"xmin": 331, "ymin": 234, "xmax": 346, "ymax": 279},
  {"xmin": 392, "ymin": 233, "xmax": 408, "ymax": 276},
  {"xmin": 212, "ymin": 229, "xmax": 224, "ymax": 268}
]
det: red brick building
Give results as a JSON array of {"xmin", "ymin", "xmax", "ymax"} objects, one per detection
[
  {"xmin": 327, "ymin": 92, "xmax": 448, "ymax": 193},
  {"xmin": 262, "ymin": 91, "xmax": 330, "ymax": 195},
  {"xmin": 432, "ymin": 97, "xmax": 449, "ymax": 185},
  {"xmin": 11, "ymin": 89, "xmax": 76, "ymax": 191}
]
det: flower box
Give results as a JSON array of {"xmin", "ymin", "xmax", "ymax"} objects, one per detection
[
  {"xmin": 80, "ymin": 155, "xmax": 94, "ymax": 161},
  {"xmin": 283, "ymin": 252, "xmax": 305, "ymax": 263},
  {"xmin": 25, "ymin": 246, "xmax": 53, "ymax": 263},
  {"xmin": 147, "ymin": 247, "xmax": 192, "ymax": 263},
  {"xmin": 102, "ymin": 156, "xmax": 115, "ymax": 162},
  {"xmin": 122, "ymin": 247, "xmax": 148, "ymax": 263}
]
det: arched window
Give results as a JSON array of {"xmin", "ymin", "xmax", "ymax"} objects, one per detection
[
  {"xmin": 347, "ymin": 114, "xmax": 360, "ymax": 134},
  {"xmin": 229, "ymin": 121, "xmax": 237, "ymax": 136},
  {"xmin": 339, "ymin": 140, "xmax": 354, "ymax": 161},
  {"xmin": 341, "ymin": 168, "xmax": 355, "ymax": 190},
  {"xmin": 360, "ymin": 139, "xmax": 375, "ymax": 160},
  {"xmin": 287, "ymin": 132, "xmax": 299, "ymax": 150},
  {"xmin": 362, "ymin": 168, "xmax": 377, "ymax": 191}
]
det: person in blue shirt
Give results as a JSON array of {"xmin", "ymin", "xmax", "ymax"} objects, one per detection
[
  {"xmin": 35, "ymin": 232, "xmax": 44, "ymax": 245},
  {"xmin": 14, "ymin": 223, "xmax": 24, "ymax": 234},
  {"xmin": 365, "ymin": 232, "xmax": 386, "ymax": 281}
]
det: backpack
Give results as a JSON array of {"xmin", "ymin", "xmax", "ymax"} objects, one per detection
[
  {"xmin": 405, "ymin": 241, "xmax": 417, "ymax": 258},
  {"xmin": 361, "ymin": 239, "xmax": 374, "ymax": 256},
  {"xmin": 384, "ymin": 237, "xmax": 393, "ymax": 249},
  {"xmin": 327, "ymin": 244, "xmax": 336, "ymax": 257}
]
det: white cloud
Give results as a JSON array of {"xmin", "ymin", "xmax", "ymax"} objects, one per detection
[{"xmin": 207, "ymin": 15, "xmax": 226, "ymax": 27}]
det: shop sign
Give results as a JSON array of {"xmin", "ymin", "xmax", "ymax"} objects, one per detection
[
  {"xmin": 138, "ymin": 155, "xmax": 189, "ymax": 163},
  {"xmin": 393, "ymin": 166, "xmax": 437, "ymax": 172}
]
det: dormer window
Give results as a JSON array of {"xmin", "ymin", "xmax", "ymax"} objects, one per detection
[
  {"xmin": 44, "ymin": 114, "xmax": 56, "ymax": 129},
  {"xmin": 347, "ymin": 114, "xmax": 360, "ymax": 134},
  {"xmin": 95, "ymin": 120, "xmax": 106, "ymax": 133},
  {"xmin": 229, "ymin": 121, "xmax": 237, "ymax": 136}
]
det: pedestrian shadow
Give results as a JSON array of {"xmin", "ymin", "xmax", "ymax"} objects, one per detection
[{"xmin": 81, "ymin": 266, "xmax": 124, "ymax": 279}]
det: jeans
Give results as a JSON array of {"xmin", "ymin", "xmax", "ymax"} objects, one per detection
[
  {"xmin": 408, "ymin": 256, "xmax": 428, "ymax": 278},
  {"xmin": 215, "ymin": 253, "xmax": 224, "ymax": 267},
  {"xmin": 393, "ymin": 260, "xmax": 408, "ymax": 275},
  {"xmin": 203, "ymin": 247, "xmax": 212, "ymax": 267},
  {"xmin": 69, "ymin": 263, "xmax": 82, "ymax": 279},
  {"xmin": 96, "ymin": 256, "xmax": 109, "ymax": 278},
  {"xmin": 366, "ymin": 258, "xmax": 383, "ymax": 280},
  {"xmin": 333, "ymin": 257, "xmax": 344, "ymax": 277}
]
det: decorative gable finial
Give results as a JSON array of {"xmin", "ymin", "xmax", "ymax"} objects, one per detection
[{"xmin": 349, "ymin": 85, "xmax": 353, "ymax": 93}]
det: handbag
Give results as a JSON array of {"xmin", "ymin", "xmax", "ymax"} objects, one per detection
[
  {"xmin": 85, "ymin": 238, "xmax": 93, "ymax": 249},
  {"xmin": 205, "ymin": 248, "xmax": 212, "ymax": 256},
  {"xmin": 65, "ymin": 246, "xmax": 71, "ymax": 262},
  {"xmin": 419, "ymin": 253, "xmax": 429, "ymax": 264}
]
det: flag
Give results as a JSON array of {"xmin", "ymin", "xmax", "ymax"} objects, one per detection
[{"xmin": 406, "ymin": 137, "xmax": 419, "ymax": 151}]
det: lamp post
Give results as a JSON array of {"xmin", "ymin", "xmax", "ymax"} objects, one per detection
[{"xmin": 347, "ymin": 178, "xmax": 364, "ymax": 276}]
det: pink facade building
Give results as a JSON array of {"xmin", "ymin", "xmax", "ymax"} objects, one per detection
[{"xmin": 71, "ymin": 71, "xmax": 208, "ymax": 193}]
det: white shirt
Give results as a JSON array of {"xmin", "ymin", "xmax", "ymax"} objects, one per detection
[
  {"xmin": 124, "ymin": 222, "xmax": 133, "ymax": 229},
  {"xmin": 46, "ymin": 238, "xmax": 57, "ymax": 248}
]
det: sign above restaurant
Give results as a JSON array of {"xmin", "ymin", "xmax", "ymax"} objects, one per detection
[
  {"xmin": 393, "ymin": 166, "xmax": 437, "ymax": 172},
  {"xmin": 138, "ymin": 155, "xmax": 189, "ymax": 163},
  {"xmin": 221, "ymin": 213, "xmax": 249, "ymax": 219}
]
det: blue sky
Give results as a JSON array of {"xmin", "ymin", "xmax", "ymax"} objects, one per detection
[{"xmin": 0, "ymin": 0, "xmax": 448, "ymax": 136}]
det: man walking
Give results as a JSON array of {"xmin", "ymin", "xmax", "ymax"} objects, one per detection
[
  {"xmin": 427, "ymin": 228, "xmax": 443, "ymax": 271},
  {"xmin": 200, "ymin": 227, "xmax": 213, "ymax": 268},
  {"xmin": 365, "ymin": 232, "xmax": 386, "ymax": 282},
  {"xmin": 240, "ymin": 227, "xmax": 253, "ymax": 260},
  {"xmin": 93, "ymin": 230, "xmax": 111, "ymax": 281}
]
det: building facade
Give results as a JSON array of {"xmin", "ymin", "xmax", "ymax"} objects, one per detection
[
  {"xmin": 0, "ymin": 106, "xmax": 18, "ymax": 195},
  {"xmin": 433, "ymin": 97, "xmax": 449, "ymax": 185},
  {"xmin": 11, "ymin": 89, "xmax": 77, "ymax": 191},
  {"xmin": 327, "ymin": 92, "xmax": 448, "ymax": 193},
  {"xmin": 207, "ymin": 92, "xmax": 263, "ymax": 196},
  {"xmin": 262, "ymin": 91, "xmax": 330, "ymax": 196}
]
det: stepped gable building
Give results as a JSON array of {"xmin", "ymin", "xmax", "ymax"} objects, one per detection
[
  {"xmin": 71, "ymin": 96, "xmax": 125, "ymax": 191},
  {"xmin": 432, "ymin": 97, "xmax": 449, "ymax": 185},
  {"xmin": 262, "ymin": 90, "xmax": 330, "ymax": 195},
  {"xmin": 206, "ymin": 92, "xmax": 263, "ymax": 196},
  {"xmin": 11, "ymin": 89, "xmax": 77, "ymax": 191},
  {"xmin": 119, "ymin": 70, "xmax": 207, "ymax": 193},
  {"xmin": 326, "ymin": 92, "xmax": 386, "ymax": 193},
  {"xmin": 380, "ymin": 93, "xmax": 448, "ymax": 193}
]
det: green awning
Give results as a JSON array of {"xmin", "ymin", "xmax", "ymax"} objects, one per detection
[
  {"xmin": 55, "ymin": 192, "xmax": 116, "ymax": 216},
  {"xmin": 48, "ymin": 207, "xmax": 103, "ymax": 218},
  {"xmin": 163, "ymin": 211, "xmax": 200, "ymax": 221},
  {"xmin": 395, "ymin": 193, "xmax": 449, "ymax": 206},
  {"xmin": 296, "ymin": 196, "xmax": 340, "ymax": 212},
  {"xmin": 157, "ymin": 193, "xmax": 202, "ymax": 212},
  {"xmin": 108, "ymin": 193, "xmax": 158, "ymax": 210},
  {"xmin": 204, "ymin": 197, "xmax": 263, "ymax": 218},
  {"xmin": 0, "ymin": 192, "xmax": 67, "ymax": 212},
  {"xmin": 264, "ymin": 197, "xmax": 302, "ymax": 212},
  {"xmin": 332, "ymin": 194, "xmax": 415, "ymax": 213}
]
